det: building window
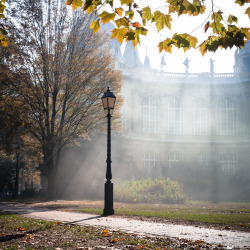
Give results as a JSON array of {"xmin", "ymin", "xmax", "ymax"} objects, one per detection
[
  {"xmin": 196, "ymin": 153, "xmax": 207, "ymax": 167},
  {"xmin": 193, "ymin": 99, "xmax": 209, "ymax": 135},
  {"xmin": 142, "ymin": 96, "xmax": 158, "ymax": 133},
  {"xmin": 219, "ymin": 98, "xmax": 235, "ymax": 135},
  {"xmin": 220, "ymin": 154, "xmax": 236, "ymax": 175},
  {"xmin": 167, "ymin": 97, "xmax": 183, "ymax": 134},
  {"xmin": 168, "ymin": 153, "xmax": 180, "ymax": 168},
  {"xmin": 143, "ymin": 153, "xmax": 157, "ymax": 172}
]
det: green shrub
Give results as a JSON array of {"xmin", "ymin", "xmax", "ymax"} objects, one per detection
[{"xmin": 114, "ymin": 177, "xmax": 187, "ymax": 204}]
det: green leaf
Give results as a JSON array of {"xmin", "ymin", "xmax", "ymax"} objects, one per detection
[
  {"xmin": 235, "ymin": 0, "xmax": 250, "ymax": 6},
  {"xmin": 115, "ymin": 17, "xmax": 130, "ymax": 28},
  {"xmin": 153, "ymin": 11, "xmax": 172, "ymax": 32},
  {"xmin": 99, "ymin": 11, "xmax": 115, "ymax": 24},
  {"xmin": 210, "ymin": 22, "xmax": 226, "ymax": 35},
  {"xmin": 125, "ymin": 30, "xmax": 135, "ymax": 41},
  {"xmin": 245, "ymin": 7, "xmax": 250, "ymax": 19},
  {"xmin": 90, "ymin": 20, "xmax": 100, "ymax": 33},
  {"xmin": 142, "ymin": 6, "xmax": 153, "ymax": 21},
  {"xmin": 111, "ymin": 27, "xmax": 127, "ymax": 44},
  {"xmin": 227, "ymin": 14, "xmax": 238, "ymax": 24},
  {"xmin": 125, "ymin": 10, "xmax": 134, "ymax": 20},
  {"xmin": 187, "ymin": 35, "xmax": 198, "ymax": 48},
  {"xmin": 120, "ymin": 0, "xmax": 133, "ymax": 6},
  {"xmin": 211, "ymin": 12, "xmax": 223, "ymax": 23}
]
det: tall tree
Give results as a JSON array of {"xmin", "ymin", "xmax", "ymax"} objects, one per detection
[{"xmin": 3, "ymin": 0, "xmax": 122, "ymax": 199}]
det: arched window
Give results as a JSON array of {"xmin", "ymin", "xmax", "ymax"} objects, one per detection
[
  {"xmin": 142, "ymin": 96, "xmax": 158, "ymax": 133},
  {"xmin": 192, "ymin": 98, "xmax": 209, "ymax": 135},
  {"xmin": 143, "ymin": 153, "xmax": 157, "ymax": 172},
  {"xmin": 219, "ymin": 98, "xmax": 235, "ymax": 135},
  {"xmin": 167, "ymin": 97, "xmax": 183, "ymax": 134},
  {"xmin": 168, "ymin": 153, "xmax": 180, "ymax": 168},
  {"xmin": 220, "ymin": 154, "xmax": 236, "ymax": 175}
]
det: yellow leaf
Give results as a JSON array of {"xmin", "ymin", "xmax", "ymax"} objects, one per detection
[
  {"xmin": 111, "ymin": 27, "xmax": 127, "ymax": 44},
  {"xmin": 90, "ymin": 20, "xmax": 100, "ymax": 33}
]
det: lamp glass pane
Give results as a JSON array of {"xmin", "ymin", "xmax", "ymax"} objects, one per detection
[
  {"xmin": 102, "ymin": 97, "xmax": 108, "ymax": 109},
  {"xmin": 108, "ymin": 97, "xmax": 116, "ymax": 109}
]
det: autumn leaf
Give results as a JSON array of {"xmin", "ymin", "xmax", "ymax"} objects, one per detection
[
  {"xmin": 115, "ymin": 17, "xmax": 130, "ymax": 28},
  {"xmin": 125, "ymin": 10, "xmax": 134, "ymax": 20},
  {"xmin": 111, "ymin": 27, "xmax": 127, "ymax": 43},
  {"xmin": 99, "ymin": 11, "xmax": 115, "ymax": 24},
  {"xmin": 18, "ymin": 227, "xmax": 25, "ymax": 231},
  {"xmin": 90, "ymin": 20, "xmax": 100, "ymax": 33},
  {"xmin": 120, "ymin": 0, "xmax": 133, "ymax": 6},
  {"xmin": 211, "ymin": 11, "xmax": 223, "ymax": 22},
  {"xmin": 227, "ymin": 14, "xmax": 238, "ymax": 24},
  {"xmin": 109, "ymin": 238, "xmax": 119, "ymax": 243},
  {"xmin": 158, "ymin": 39, "xmax": 172, "ymax": 53},
  {"xmin": 131, "ymin": 22, "xmax": 141, "ymax": 28},
  {"xmin": 115, "ymin": 7, "xmax": 124, "ymax": 17},
  {"xmin": 204, "ymin": 21, "xmax": 210, "ymax": 32},
  {"xmin": 142, "ymin": 6, "xmax": 153, "ymax": 20},
  {"xmin": 83, "ymin": 0, "xmax": 96, "ymax": 14},
  {"xmin": 137, "ymin": 10, "xmax": 143, "ymax": 17},
  {"xmin": 152, "ymin": 11, "xmax": 172, "ymax": 32},
  {"xmin": 245, "ymin": 7, "xmax": 250, "ymax": 18},
  {"xmin": 65, "ymin": 0, "xmax": 83, "ymax": 10}
]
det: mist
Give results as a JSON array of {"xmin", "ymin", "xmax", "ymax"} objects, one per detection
[{"xmin": 54, "ymin": 38, "xmax": 250, "ymax": 204}]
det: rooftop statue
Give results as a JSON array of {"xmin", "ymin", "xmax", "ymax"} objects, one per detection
[
  {"xmin": 161, "ymin": 55, "xmax": 166, "ymax": 71},
  {"xmin": 183, "ymin": 57, "xmax": 190, "ymax": 73},
  {"xmin": 210, "ymin": 58, "xmax": 215, "ymax": 74}
]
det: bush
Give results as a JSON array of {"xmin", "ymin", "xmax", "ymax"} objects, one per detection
[{"xmin": 114, "ymin": 177, "xmax": 187, "ymax": 204}]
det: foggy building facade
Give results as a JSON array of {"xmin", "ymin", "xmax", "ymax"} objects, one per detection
[{"xmin": 110, "ymin": 35, "xmax": 250, "ymax": 201}]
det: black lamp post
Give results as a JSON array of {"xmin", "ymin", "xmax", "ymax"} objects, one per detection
[{"xmin": 101, "ymin": 87, "xmax": 116, "ymax": 216}]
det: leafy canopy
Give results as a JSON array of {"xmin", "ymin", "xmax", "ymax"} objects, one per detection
[
  {"xmin": 0, "ymin": 0, "xmax": 7, "ymax": 47},
  {"xmin": 65, "ymin": 0, "xmax": 250, "ymax": 55}
]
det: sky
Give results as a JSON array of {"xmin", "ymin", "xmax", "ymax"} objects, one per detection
[{"xmin": 115, "ymin": 0, "xmax": 250, "ymax": 73}]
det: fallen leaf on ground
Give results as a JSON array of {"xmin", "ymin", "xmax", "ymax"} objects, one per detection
[{"xmin": 109, "ymin": 238, "xmax": 119, "ymax": 243}]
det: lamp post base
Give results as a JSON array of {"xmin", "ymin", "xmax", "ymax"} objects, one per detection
[{"xmin": 103, "ymin": 181, "xmax": 114, "ymax": 216}]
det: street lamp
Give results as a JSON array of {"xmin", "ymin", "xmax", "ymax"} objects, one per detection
[{"xmin": 102, "ymin": 87, "xmax": 116, "ymax": 215}]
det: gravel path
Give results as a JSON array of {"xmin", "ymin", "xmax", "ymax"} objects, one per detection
[{"xmin": 0, "ymin": 202, "xmax": 249, "ymax": 249}]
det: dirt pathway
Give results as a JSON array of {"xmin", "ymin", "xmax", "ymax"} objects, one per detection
[{"xmin": 0, "ymin": 202, "xmax": 249, "ymax": 249}]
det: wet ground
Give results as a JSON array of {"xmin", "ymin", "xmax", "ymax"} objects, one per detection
[{"xmin": 0, "ymin": 202, "xmax": 249, "ymax": 249}]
